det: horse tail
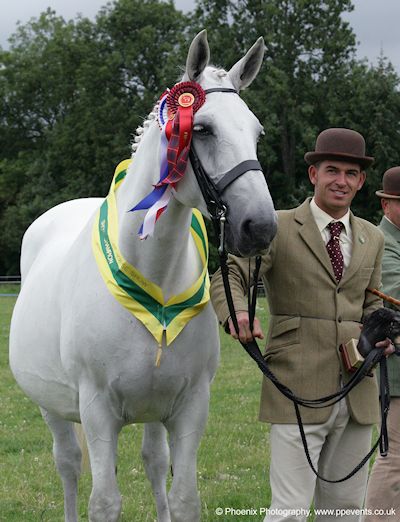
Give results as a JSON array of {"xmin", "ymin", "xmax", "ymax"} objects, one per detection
[{"xmin": 74, "ymin": 423, "xmax": 91, "ymax": 473}]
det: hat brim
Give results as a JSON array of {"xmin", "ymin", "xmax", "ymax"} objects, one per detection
[
  {"xmin": 304, "ymin": 151, "xmax": 374, "ymax": 169},
  {"xmin": 375, "ymin": 190, "xmax": 400, "ymax": 199}
]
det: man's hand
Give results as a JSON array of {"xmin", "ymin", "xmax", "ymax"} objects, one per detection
[
  {"xmin": 228, "ymin": 311, "xmax": 265, "ymax": 343},
  {"xmin": 375, "ymin": 337, "xmax": 395, "ymax": 357}
]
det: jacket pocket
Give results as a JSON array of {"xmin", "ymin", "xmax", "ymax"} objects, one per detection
[{"xmin": 268, "ymin": 316, "xmax": 301, "ymax": 349}]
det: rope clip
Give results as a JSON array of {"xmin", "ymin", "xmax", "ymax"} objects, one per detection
[{"xmin": 218, "ymin": 206, "xmax": 227, "ymax": 255}]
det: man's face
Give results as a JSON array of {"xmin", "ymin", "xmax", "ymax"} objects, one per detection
[
  {"xmin": 382, "ymin": 198, "xmax": 400, "ymax": 229},
  {"xmin": 308, "ymin": 160, "xmax": 366, "ymax": 218}
]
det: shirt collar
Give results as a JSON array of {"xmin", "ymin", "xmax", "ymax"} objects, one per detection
[
  {"xmin": 310, "ymin": 197, "xmax": 351, "ymax": 235},
  {"xmin": 383, "ymin": 215, "xmax": 399, "ymax": 229}
]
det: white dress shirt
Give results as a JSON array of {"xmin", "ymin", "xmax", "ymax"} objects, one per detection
[{"xmin": 310, "ymin": 197, "xmax": 353, "ymax": 273}]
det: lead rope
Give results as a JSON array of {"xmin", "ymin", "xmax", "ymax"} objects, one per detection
[
  {"xmin": 188, "ymin": 141, "xmax": 390, "ymax": 482},
  {"xmin": 218, "ymin": 245, "xmax": 390, "ymax": 483}
]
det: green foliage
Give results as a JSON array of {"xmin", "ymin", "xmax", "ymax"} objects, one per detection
[
  {"xmin": 2, "ymin": 0, "xmax": 400, "ymax": 273},
  {"xmin": 193, "ymin": 0, "xmax": 358, "ymax": 206},
  {"xmin": 0, "ymin": 1, "xmax": 188, "ymax": 273}
]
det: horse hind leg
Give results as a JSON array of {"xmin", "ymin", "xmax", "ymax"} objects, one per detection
[
  {"xmin": 41, "ymin": 408, "xmax": 82, "ymax": 522},
  {"xmin": 142, "ymin": 422, "xmax": 171, "ymax": 522}
]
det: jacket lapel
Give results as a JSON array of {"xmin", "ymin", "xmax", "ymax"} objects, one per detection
[
  {"xmin": 295, "ymin": 199, "xmax": 337, "ymax": 282},
  {"xmin": 340, "ymin": 213, "xmax": 367, "ymax": 284}
]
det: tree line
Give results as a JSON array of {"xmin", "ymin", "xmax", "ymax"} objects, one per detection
[{"xmin": 1, "ymin": 0, "xmax": 400, "ymax": 274}]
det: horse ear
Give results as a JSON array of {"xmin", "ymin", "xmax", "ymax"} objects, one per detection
[
  {"xmin": 228, "ymin": 37, "xmax": 265, "ymax": 91},
  {"xmin": 186, "ymin": 30, "xmax": 210, "ymax": 81}
]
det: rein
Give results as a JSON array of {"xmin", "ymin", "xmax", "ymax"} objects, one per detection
[
  {"xmin": 216, "ymin": 239, "xmax": 391, "ymax": 483},
  {"xmin": 187, "ymin": 89, "xmax": 391, "ymax": 482}
]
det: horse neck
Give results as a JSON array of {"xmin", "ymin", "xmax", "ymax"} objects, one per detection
[{"xmin": 116, "ymin": 122, "xmax": 201, "ymax": 299}]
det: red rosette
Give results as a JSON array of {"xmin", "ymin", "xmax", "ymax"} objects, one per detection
[{"xmin": 167, "ymin": 81, "xmax": 206, "ymax": 117}]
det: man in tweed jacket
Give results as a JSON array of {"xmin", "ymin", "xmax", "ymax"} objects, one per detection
[
  {"xmin": 211, "ymin": 128, "xmax": 393, "ymax": 522},
  {"xmin": 364, "ymin": 167, "xmax": 400, "ymax": 520}
]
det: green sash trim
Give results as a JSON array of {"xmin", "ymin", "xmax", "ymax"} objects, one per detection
[{"xmin": 92, "ymin": 160, "xmax": 210, "ymax": 353}]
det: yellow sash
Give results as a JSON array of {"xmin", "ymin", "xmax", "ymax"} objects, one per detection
[{"xmin": 92, "ymin": 160, "xmax": 210, "ymax": 363}]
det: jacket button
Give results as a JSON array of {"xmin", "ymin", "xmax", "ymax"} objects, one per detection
[
  {"xmin": 338, "ymin": 316, "xmax": 342, "ymax": 323},
  {"xmin": 337, "ymin": 288, "xmax": 341, "ymax": 293}
]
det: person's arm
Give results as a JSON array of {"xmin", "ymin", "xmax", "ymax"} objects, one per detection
[
  {"xmin": 363, "ymin": 232, "xmax": 394, "ymax": 356},
  {"xmin": 210, "ymin": 249, "xmax": 273, "ymax": 343},
  {"xmin": 362, "ymin": 232, "xmax": 384, "ymax": 319},
  {"xmin": 381, "ymin": 239, "xmax": 400, "ymax": 302}
]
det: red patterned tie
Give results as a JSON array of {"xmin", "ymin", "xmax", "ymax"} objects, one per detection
[{"xmin": 326, "ymin": 221, "xmax": 344, "ymax": 282}]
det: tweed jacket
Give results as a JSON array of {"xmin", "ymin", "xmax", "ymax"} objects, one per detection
[
  {"xmin": 378, "ymin": 216, "xmax": 400, "ymax": 397},
  {"xmin": 211, "ymin": 198, "xmax": 384, "ymax": 424}
]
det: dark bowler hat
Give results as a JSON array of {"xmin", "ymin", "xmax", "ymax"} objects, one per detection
[
  {"xmin": 304, "ymin": 128, "xmax": 374, "ymax": 169},
  {"xmin": 376, "ymin": 167, "xmax": 400, "ymax": 199}
]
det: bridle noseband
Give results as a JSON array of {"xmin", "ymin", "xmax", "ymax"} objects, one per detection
[{"xmin": 189, "ymin": 87, "xmax": 263, "ymax": 253}]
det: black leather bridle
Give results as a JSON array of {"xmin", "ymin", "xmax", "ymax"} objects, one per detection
[
  {"xmin": 190, "ymin": 87, "xmax": 263, "ymax": 253},
  {"xmin": 189, "ymin": 87, "xmax": 391, "ymax": 483}
]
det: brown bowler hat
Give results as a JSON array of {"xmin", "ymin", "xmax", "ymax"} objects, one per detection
[
  {"xmin": 376, "ymin": 167, "xmax": 400, "ymax": 199},
  {"xmin": 304, "ymin": 128, "xmax": 374, "ymax": 168}
]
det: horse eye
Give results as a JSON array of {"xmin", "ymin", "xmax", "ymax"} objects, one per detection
[{"xmin": 193, "ymin": 124, "xmax": 213, "ymax": 136}]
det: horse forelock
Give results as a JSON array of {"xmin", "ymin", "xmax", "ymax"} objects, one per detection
[
  {"xmin": 131, "ymin": 66, "xmax": 234, "ymax": 156},
  {"xmin": 193, "ymin": 65, "xmax": 234, "ymax": 91}
]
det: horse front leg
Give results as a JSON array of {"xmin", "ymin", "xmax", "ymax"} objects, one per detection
[
  {"xmin": 142, "ymin": 422, "xmax": 171, "ymax": 522},
  {"xmin": 79, "ymin": 388, "xmax": 123, "ymax": 522},
  {"xmin": 165, "ymin": 382, "xmax": 210, "ymax": 522}
]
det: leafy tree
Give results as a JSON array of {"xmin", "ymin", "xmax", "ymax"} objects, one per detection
[
  {"xmin": 193, "ymin": 0, "xmax": 358, "ymax": 207},
  {"xmin": 0, "ymin": 1, "xmax": 189, "ymax": 273},
  {"xmin": 2, "ymin": 0, "xmax": 400, "ymax": 275},
  {"xmin": 322, "ymin": 57, "xmax": 400, "ymax": 222}
]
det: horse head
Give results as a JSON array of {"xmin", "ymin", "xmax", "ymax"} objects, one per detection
[
  {"xmin": 358, "ymin": 307, "xmax": 400, "ymax": 357},
  {"xmin": 170, "ymin": 30, "xmax": 277, "ymax": 257}
]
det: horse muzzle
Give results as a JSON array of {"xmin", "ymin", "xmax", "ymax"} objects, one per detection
[{"xmin": 225, "ymin": 209, "xmax": 277, "ymax": 257}]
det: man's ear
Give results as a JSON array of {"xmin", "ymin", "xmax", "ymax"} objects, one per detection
[
  {"xmin": 308, "ymin": 165, "xmax": 318, "ymax": 186},
  {"xmin": 357, "ymin": 171, "xmax": 366, "ymax": 191}
]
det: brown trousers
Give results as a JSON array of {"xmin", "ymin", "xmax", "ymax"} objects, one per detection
[{"xmin": 363, "ymin": 398, "xmax": 400, "ymax": 521}]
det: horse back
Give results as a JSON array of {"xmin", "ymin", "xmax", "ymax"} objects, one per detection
[{"xmin": 21, "ymin": 198, "xmax": 103, "ymax": 282}]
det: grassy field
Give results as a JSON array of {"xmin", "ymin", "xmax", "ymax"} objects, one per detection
[{"xmin": 0, "ymin": 290, "xmax": 275, "ymax": 521}]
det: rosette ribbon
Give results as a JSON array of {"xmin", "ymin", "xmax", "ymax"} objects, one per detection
[{"xmin": 129, "ymin": 81, "xmax": 206, "ymax": 239}]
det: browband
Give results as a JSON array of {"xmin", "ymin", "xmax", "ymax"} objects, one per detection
[
  {"xmin": 204, "ymin": 88, "xmax": 238, "ymax": 94},
  {"xmin": 216, "ymin": 160, "xmax": 262, "ymax": 193}
]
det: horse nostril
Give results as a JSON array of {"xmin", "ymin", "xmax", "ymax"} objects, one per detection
[
  {"xmin": 243, "ymin": 219, "xmax": 264, "ymax": 244},
  {"xmin": 243, "ymin": 219, "xmax": 253, "ymax": 238},
  {"xmin": 243, "ymin": 217, "xmax": 277, "ymax": 243}
]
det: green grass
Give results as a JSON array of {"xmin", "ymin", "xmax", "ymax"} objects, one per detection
[
  {"xmin": 0, "ymin": 296, "xmax": 379, "ymax": 521},
  {"xmin": 1, "ymin": 297, "xmax": 272, "ymax": 521},
  {"xmin": 0, "ymin": 284, "xmax": 20, "ymax": 295}
]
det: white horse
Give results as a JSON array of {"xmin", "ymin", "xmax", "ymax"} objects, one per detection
[{"xmin": 9, "ymin": 31, "xmax": 276, "ymax": 522}]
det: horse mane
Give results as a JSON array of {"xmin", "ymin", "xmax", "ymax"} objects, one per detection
[
  {"xmin": 131, "ymin": 108, "xmax": 157, "ymax": 154},
  {"xmin": 131, "ymin": 66, "xmax": 228, "ymax": 155}
]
